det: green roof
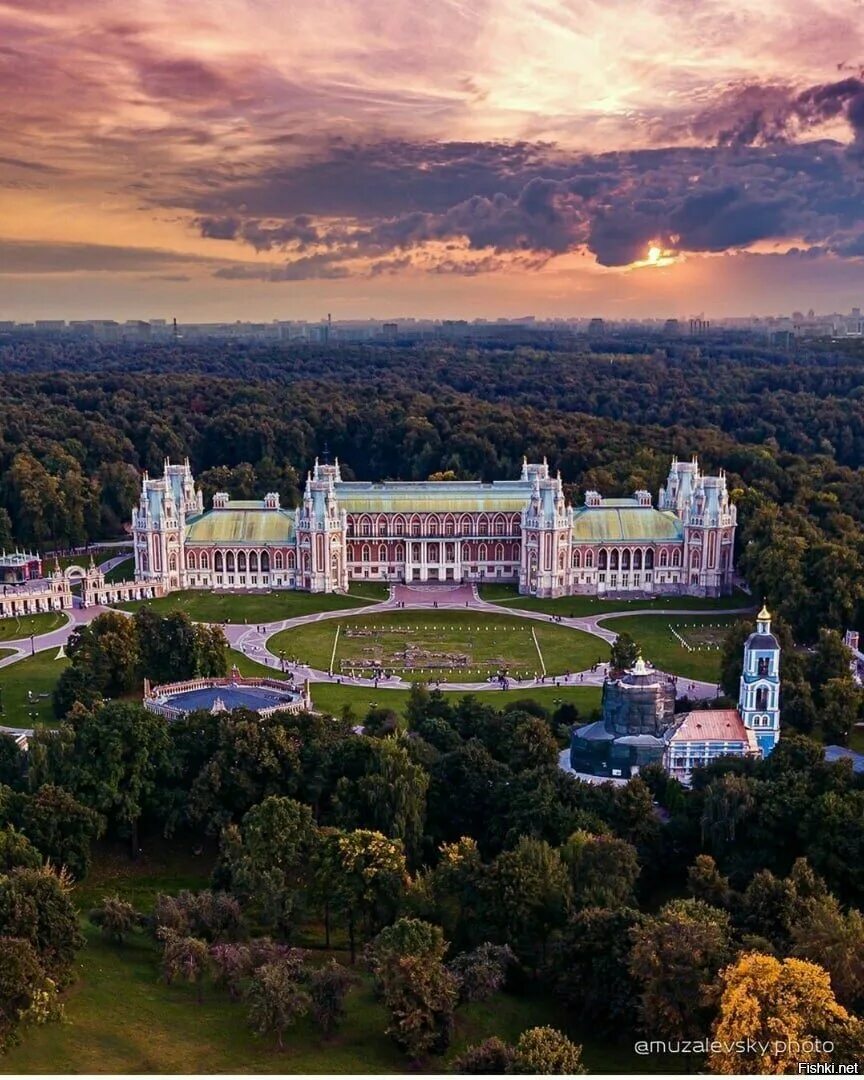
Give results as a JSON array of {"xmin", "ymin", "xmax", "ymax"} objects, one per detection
[
  {"xmin": 185, "ymin": 509, "xmax": 295, "ymax": 544},
  {"xmin": 334, "ymin": 481, "xmax": 531, "ymax": 515},
  {"xmin": 572, "ymin": 507, "xmax": 683, "ymax": 542}
]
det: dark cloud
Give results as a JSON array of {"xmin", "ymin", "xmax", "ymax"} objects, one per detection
[
  {"xmin": 213, "ymin": 253, "xmax": 351, "ymax": 281},
  {"xmin": 0, "ymin": 238, "xmax": 219, "ymax": 274}
]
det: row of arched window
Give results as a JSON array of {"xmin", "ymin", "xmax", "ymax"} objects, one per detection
[
  {"xmin": 346, "ymin": 513, "xmax": 519, "ymax": 538},
  {"xmin": 348, "ymin": 542, "xmax": 516, "ymax": 563},
  {"xmin": 185, "ymin": 549, "xmax": 295, "ymax": 572}
]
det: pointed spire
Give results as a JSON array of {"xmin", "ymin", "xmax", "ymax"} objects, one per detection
[{"xmin": 758, "ymin": 601, "xmax": 770, "ymax": 621}]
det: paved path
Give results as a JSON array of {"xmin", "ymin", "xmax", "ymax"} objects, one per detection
[{"xmin": 1, "ymin": 577, "xmax": 735, "ymax": 710}]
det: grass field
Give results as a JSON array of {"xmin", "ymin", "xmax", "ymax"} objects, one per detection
[
  {"xmin": 0, "ymin": 609, "xmax": 68, "ymax": 643},
  {"xmin": 103, "ymin": 557, "xmax": 135, "ymax": 583},
  {"xmin": 0, "ymin": 647, "xmax": 13, "ymax": 662},
  {"xmin": 268, "ymin": 610, "xmax": 602, "ymax": 682},
  {"xmin": 229, "ymin": 650, "xmax": 602, "ymax": 719},
  {"xmin": 599, "ymin": 613, "xmax": 745, "ymax": 683},
  {"xmin": 480, "ymin": 582, "xmax": 755, "ymax": 617},
  {"xmin": 115, "ymin": 584, "xmax": 388, "ymax": 623},
  {"xmin": 3, "ymin": 837, "xmax": 668, "ymax": 1075},
  {"xmin": 0, "ymin": 647, "xmax": 68, "ymax": 726}
]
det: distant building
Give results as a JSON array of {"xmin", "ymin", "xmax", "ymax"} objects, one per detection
[
  {"xmin": 663, "ymin": 319, "xmax": 680, "ymax": 335},
  {"xmin": 0, "ymin": 551, "xmax": 42, "ymax": 585},
  {"xmin": 587, "ymin": 318, "xmax": 605, "ymax": 336},
  {"xmin": 570, "ymin": 605, "xmax": 781, "ymax": 783}
]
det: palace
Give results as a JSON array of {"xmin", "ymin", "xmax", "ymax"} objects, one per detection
[{"xmin": 132, "ymin": 456, "xmax": 736, "ymax": 599}]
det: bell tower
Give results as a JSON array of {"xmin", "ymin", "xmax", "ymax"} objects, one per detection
[{"xmin": 739, "ymin": 603, "xmax": 781, "ymax": 756}]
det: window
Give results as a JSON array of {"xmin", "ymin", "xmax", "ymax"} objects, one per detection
[
  {"xmin": 274, "ymin": 551, "xmax": 283, "ymax": 570},
  {"xmin": 610, "ymin": 550, "xmax": 619, "ymax": 571},
  {"xmin": 226, "ymin": 551, "xmax": 235, "ymax": 572},
  {"xmin": 672, "ymin": 549, "xmax": 681, "ymax": 567},
  {"xmin": 249, "ymin": 551, "xmax": 258, "ymax": 572},
  {"xmin": 361, "ymin": 518, "xmax": 371, "ymax": 537},
  {"xmin": 660, "ymin": 549, "xmax": 668, "ymax": 567},
  {"xmin": 645, "ymin": 549, "xmax": 654, "ymax": 570},
  {"xmin": 378, "ymin": 545, "xmax": 387, "ymax": 562},
  {"xmin": 633, "ymin": 550, "xmax": 642, "ymax": 570},
  {"xmin": 200, "ymin": 552, "xmax": 209, "ymax": 570},
  {"xmin": 598, "ymin": 550, "xmax": 608, "ymax": 571},
  {"xmin": 758, "ymin": 657, "xmax": 770, "ymax": 677},
  {"xmin": 215, "ymin": 551, "xmax": 223, "ymax": 572},
  {"xmin": 237, "ymin": 551, "xmax": 246, "ymax": 572},
  {"xmin": 585, "ymin": 551, "xmax": 593, "ymax": 569},
  {"xmin": 622, "ymin": 550, "xmax": 631, "ymax": 570},
  {"xmin": 187, "ymin": 552, "xmax": 197, "ymax": 570}
]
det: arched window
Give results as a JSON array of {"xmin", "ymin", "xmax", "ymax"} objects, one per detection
[
  {"xmin": 346, "ymin": 519, "xmax": 355, "ymax": 537},
  {"xmin": 690, "ymin": 550, "xmax": 700, "ymax": 569},
  {"xmin": 378, "ymin": 544, "xmax": 387, "ymax": 562},
  {"xmin": 622, "ymin": 550, "xmax": 631, "ymax": 570},
  {"xmin": 444, "ymin": 516, "xmax": 455, "ymax": 536},
  {"xmin": 478, "ymin": 543, "xmax": 488, "ymax": 561},
  {"xmin": 427, "ymin": 516, "xmax": 440, "ymax": 536},
  {"xmin": 755, "ymin": 687, "xmax": 768, "ymax": 710},
  {"xmin": 598, "ymin": 549, "xmax": 608, "ymax": 571},
  {"xmin": 226, "ymin": 551, "xmax": 235, "ymax": 572},
  {"xmin": 274, "ymin": 551, "xmax": 283, "ymax": 570},
  {"xmin": 303, "ymin": 553, "xmax": 310, "ymax": 572},
  {"xmin": 478, "ymin": 515, "xmax": 489, "ymax": 537},
  {"xmin": 585, "ymin": 550, "xmax": 593, "ymax": 568},
  {"xmin": 361, "ymin": 517, "xmax": 371, "ymax": 537},
  {"xmin": 140, "ymin": 551, "xmax": 149, "ymax": 573},
  {"xmin": 169, "ymin": 552, "xmax": 177, "ymax": 572},
  {"xmin": 215, "ymin": 551, "xmax": 223, "ymax": 572},
  {"xmin": 558, "ymin": 550, "xmax": 565, "ymax": 569},
  {"xmin": 758, "ymin": 657, "xmax": 769, "ymax": 677},
  {"xmin": 377, "ymin": 516, "xmax": 387, "ymax": 536},
  {"xmin": 633, "ymin": 550, "xmax": 642, "ymax": 570},
  {"xmin": 362, "ymin": 544, "xmax": 371, "ymax": 563},
  {"xmin": 495, "ymin": 543, "xmax": 504, "ymax": 561},
  {"xmin": 285, "ymin": 550, "xmax": 293, "ymax": 570},
  {"xmin": 494, "ymin": 516, "xmax": 506, "ymax": 536},
  {"xmin": 249, "ymin": 551, "xmax": 258, "ymax": 572},
  {"xmin": 395, "ymin": 544, "xmax": 405, "ymax": 561},
  {"xmin": 237, "ymin": 551, "xmax": 247, "ymax": 572},
  {"xmin": 660, "ymin": 549, "xmax": 668, "ymax": 567},
  {"xmin": 411, "ymin": 517, "xmax": 421, "ymax": 537},
  {"xmin": 672, "ymin": 548, "xmax": 681, "ymax": 567},
  {"xmin": 462, "ymin": 543, "xmax": 471, "ymax": 561},
  {"xmin": 645, "ymin": 549, "xmax": 654, "ymax": 569},
  {"xmin": 460, "ymin": 515, "xmax": 473, "ymax": 536},
  {"xmin": 187, "ymin": 551, "xmax": 197, "ymax": 570},
  {"xmin": 200, "ymin": 552, "xmax": 209, "ymax": 570},
  {"xmin": 610, "ymin": 550, "xmax": 619, "ymax": 571},
  {"xmin": 573, "ymin": 549, "xmax": 581, "ymax": 568},
  {"xmin": 394, "ymin": 517, "xmax": 405, "ymax": 536},
  {"xmin": 261, "ymin": 551, "xmax": 270, "ymax": 572}
]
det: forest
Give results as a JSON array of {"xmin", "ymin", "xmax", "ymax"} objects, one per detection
[{"xmin": 2, "ymin": 336, "xmax": 864, "ymax": 642}]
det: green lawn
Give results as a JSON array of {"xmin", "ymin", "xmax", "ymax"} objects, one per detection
[
  {"xmin": 4, "ymin": 838, "xmax": 664, "ymax": 1075},
  {"xmin": 0, "ymin": 609, "xmax": 68, "ymax": 643},
  {"xmin": 229, "ymin": 650, "xmax": 602, "ymax": 719},
  {"xmin": 114, "ymin": 586, "xmax": 386, "ymax": 624},
  {"xmin": 480, "ymin": 582, "xmax": 755, "ymax": 617},
  {"xmin": 268, "ymin": 610, "xmax": 602, "ymax": 682},
  {"xmin": 0, "ymin": 648, "xmax": 13, "ymax": 662},
  {"xmin": 598, "ymin": 613, "xmax": 745, "ymax": 683},
  {"xmin": 0, "ymin": 647, "xmax": 68, "ymax": 726},
  {"xmin": 104, "ymin": 557, "xmax": 135, "ymax": 583}
]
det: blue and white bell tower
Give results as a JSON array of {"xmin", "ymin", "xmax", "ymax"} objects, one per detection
[{"xmin": 739, "ymin": 604, "xmax": 781, "ymax": 756}]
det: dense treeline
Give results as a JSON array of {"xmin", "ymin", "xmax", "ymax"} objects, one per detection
[{"xmin": 2, "ymin": 339, "xmax": 864, "ymax": 641}]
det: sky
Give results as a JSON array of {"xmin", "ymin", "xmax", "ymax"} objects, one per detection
[{"xmin": 3, "ymin": 0, "xmax": 864, "ymax": 320}]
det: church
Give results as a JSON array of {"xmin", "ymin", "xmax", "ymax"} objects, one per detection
[
  {"xmin": 570, "ymin": 605, "xmax": 782, "ymax": 782},
  {"xmin": 131, "ymin": 455, "xmax": 737, "ymax": 599}
]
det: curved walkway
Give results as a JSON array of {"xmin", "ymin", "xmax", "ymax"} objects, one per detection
[{"xmin": 1, "ymin": 579, "xmax": 739, "ymax": 733}]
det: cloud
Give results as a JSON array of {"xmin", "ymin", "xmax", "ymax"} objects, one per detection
[{"xmin": 0, "ymin": 238, "xmax": 220, "ymax": 274}]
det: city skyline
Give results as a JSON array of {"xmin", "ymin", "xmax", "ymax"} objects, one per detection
[{"xmin": 3, "ymin": 0, "xmax": 864, "ymax": 318}]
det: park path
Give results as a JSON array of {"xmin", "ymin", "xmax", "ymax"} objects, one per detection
[{"xmin": 1, "ymin": 577, "xmax": 740, "ymax": 712}]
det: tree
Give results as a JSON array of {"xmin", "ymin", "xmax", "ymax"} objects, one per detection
[
  {"xmin": 0, "ymin": 866, "xmax": 84, "ymax": 986},
  {"xmin": 159, "ymin": 930, "xmax": 209, "ymax": 1003},
  {"xmin": 246, "ymin": 959, "xmax": 310, "ymax": 1050},
  {"xmin": 710, "ymin": 953, "xmax": 859, "ymax": 1074},
  {"xmin": 0, "ymin": 827, "xmax": 42, "ymax": 872},
  {"xmin": 686, "ymin": 855, "xmax": 733, "ymax": 910},
  {"xmin": 426, "ymin": 742, "xmax": 510, "ymax": 849},
  {"xmin": 49, "ymin": 702, "xmax": 173, "ymax": 855},
  {"xmin": 498, "ymin": 713, "xmax": 559, "ymax": 772},
  {"xmin": 63, "ymin": 611, "xmax": 141, "ymax": 700},
  {"xmin": 0, "ymin": 936, "xmax": 62, "ymax": 1052},
  {"xmin": 821, "ymin": 678, "xmax": 861, "ymax": 746},
  {"xmin": 447, "ymin": 943, "xmax": 514, "ymax": 1004},
  {"xmin": 450, "ymin": 1036, "xmax": 517, "ymax": 1074},
  {"xmin": 0, "ymin": 733, "xmax": 22, "ymax": 789},
  {"xmin": 510, "ymin": 1026, "xmax": 587, "ymax": 1075},
  {"xmin": 610, "ymin": 632, "xmax": 640, "ymax": 673},
  {"xmin": 551, "ymin": 907, "xmax": 643, "ymax": 1035},
  {"xmin": 629, "ymin": 898, "xmax": 732, "ymax": 1039},
  {"xmin": 420, "ymin": 837, "xmax": 489, "ymax": 951},
  {"xmin": 89, "ymin": 894, "xmax": 138, "ymax": 944},
  {"xmin": 308, "ymin": 959, "xmax": 357, "ymax": 1037},
  {"xmin": 208, "ymin": 942, "xmax": 253, "ymax": 1001},
  {"xmin": 810, "ymin": 629, "xmax": 854, "ymax": 698},
  {"xmin": 791, "ymin": 893, "xmax": 864, "ymax": 1010},
  {"xmin": 700, "ymin": 774, "xmax": 755, "ymax": 853},
  {"xmin": 737, "ymin": 869, "xmax": 797, "ymax": 952},
  {"xmin": 332, "ymin": 735, "xmax": 429, "ymax": 860},
  {"xmin": 379, "ymin": 951, "xmax": 459, "ymax": 1060},
  {"xmin": 220, "ymin": 796, "xmax": 316, "ymax": 937},
  {"xmin": 487, "ymin": 838, "xmax": 571, "ymax": 967},
  {"xmin": 366, "ymin": 918, "xmax": 448, "ymax": 986},
  {"xmin": 328, "ymin": 829, "xmax": 408, "ymax": 963},
  {"xmin": 17, "ymin": 784, "xmax": 103, "ymax": 879},
  {"xmin": 560, "ymin": 830, "xmax": 640, "ymax": 910}
]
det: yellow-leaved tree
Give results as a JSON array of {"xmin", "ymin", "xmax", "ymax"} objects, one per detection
[{"xmin": 710, "ymin": 952, "xmax": 863, "ymax": 1074}]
